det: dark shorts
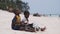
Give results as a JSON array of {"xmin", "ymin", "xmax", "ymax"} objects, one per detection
[
  {"xmin": 27, "ymin": 23, "xmax": 33, "ymax": 28},
  {"xmin": 12, "ymin": 25, "xmax": 20, "ymax": 30}
]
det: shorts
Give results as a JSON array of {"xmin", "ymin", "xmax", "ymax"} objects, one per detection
[{"xmin": 12, "ymin": 25, "xmax": 20, "ymax": 30}]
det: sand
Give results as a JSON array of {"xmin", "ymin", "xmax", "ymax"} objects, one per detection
[{"xmin": 0, "ymin": 10, "xmax": 60, "ymax": 34}]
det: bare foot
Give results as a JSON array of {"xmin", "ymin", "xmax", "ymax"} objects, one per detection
[{"xmin": 40, "ymin": 26, "xmax": 46, "ymax": 31}]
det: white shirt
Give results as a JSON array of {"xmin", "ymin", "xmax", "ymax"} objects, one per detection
[{"xmin": 21, "ymin": 16, "xmax": 33, "ymax": 24}]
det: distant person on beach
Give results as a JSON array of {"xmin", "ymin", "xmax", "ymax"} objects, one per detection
[{"xmin": 12, "ymin": 9, "xmax": 21, "ymax": 30}]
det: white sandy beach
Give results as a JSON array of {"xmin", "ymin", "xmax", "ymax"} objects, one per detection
[{"xmin": 0, "ymin": 10, "xmax": 60, "ymax": 34}]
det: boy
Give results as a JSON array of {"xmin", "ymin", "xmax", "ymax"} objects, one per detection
[
  {"xmin": 12, "ymin": 9, "xmax": 21, "ymax": 30},
  {"xmin": 22, "ymin": 11, "xmax": 46, "ymax": 32},
  {"xmin": 22, "ymin": 11, "xmax": 37, "ymax": 32}
]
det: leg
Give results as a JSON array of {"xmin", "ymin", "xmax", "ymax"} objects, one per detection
[
  {"xmin": 25, "ymin": 23, "xmax": 36, "ymax": 32},
  {"xmin": 13, "ymin": 25, "xmax": 20, "ymax": 30},
  {"xmin": 28, "ymin": 23, "xmax": 33, "ymax": 28},
  {"xmin": 19, "ymin": 24, "xmax": 25, "ymax": 30}
]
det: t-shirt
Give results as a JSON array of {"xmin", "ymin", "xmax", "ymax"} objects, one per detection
[
  {"xmin": 22, "ymin": 17, "xmax": 28, "ymax": 23},
  {"xmin": 12, "ymin": 15, "xmax": 21, "ymax": 25},
  {"xmin": 16, "ymin": 15, "xmax": 21, "ymax": 23},
  {"xmin": 21, "ymin": 17, "xmax": 33, "ymax": 24}
]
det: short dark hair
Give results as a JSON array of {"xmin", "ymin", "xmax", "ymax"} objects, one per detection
[
  {"xmin": 24, "ymin": 11, "xmax": 30, "ymax": 15},
  {"xmin": 13, "ymin": 9, "xmax": 18, "ymax": 13},
  {"xmin": 13, "ymin": 9, "xmax": 21, "ymax": 15}
]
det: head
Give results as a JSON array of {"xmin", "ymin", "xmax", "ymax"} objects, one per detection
[
  {"xmin": 24, "ymin": 11, "xmax": 30, "ymax": 18},
  {"xmin": 13, "ymin": 9, "xmax": 21, "ymax": 15}
]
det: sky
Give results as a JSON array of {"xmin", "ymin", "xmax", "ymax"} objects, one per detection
[{"xmin": 22, "ymin": 0, "xmax": 60, "ymax": 14}]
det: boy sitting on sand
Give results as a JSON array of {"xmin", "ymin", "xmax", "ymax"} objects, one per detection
[
  {"xmin": 12, "ymin": 9, "xmax": 21, "ymax": 30},
  {"xmin": 21, "ymin": 11, "xmax": 46, "ymax": 32},
  {"xmin": 21, "ymin": 11, "xmax": 34, "ymax": 31}
]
